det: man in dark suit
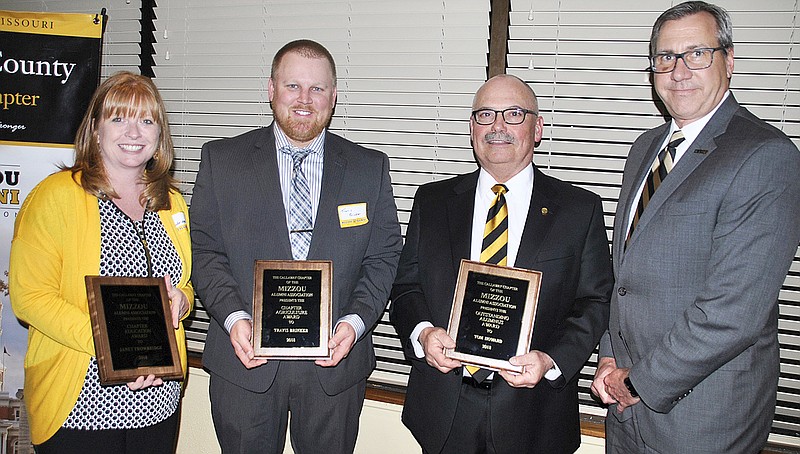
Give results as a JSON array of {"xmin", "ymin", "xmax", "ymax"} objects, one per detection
[
  {"xmin": 591, "ymin": 2, "xmax": 800, "ymax": 452},
  {"xmin": 190, "ymin": 39, "xmax": 402, "ymax": 453},
  {"xmin": 390, "ymin": 74, "xmax": 613, "ymax": 453}
]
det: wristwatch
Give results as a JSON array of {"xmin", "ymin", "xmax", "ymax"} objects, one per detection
[{"xmin": 624, "ymin": 376, "xmax": 639, "ymax": 398}]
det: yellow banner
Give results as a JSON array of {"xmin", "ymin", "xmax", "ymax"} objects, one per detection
[{"xmin": 0, "ymin": 10, "xmax": 102, "ymax": 39}]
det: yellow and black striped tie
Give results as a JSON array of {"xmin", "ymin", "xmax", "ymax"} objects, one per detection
[
  {"xmin": 628, "ymin": 130, "xmax": 685, "ymax": 244},
  {"xmin": 479, "ymin": 184, "xmax": 509, "ymax": 266},
  {"xmin": 465, "ymin": 183, "xmax": 509, "ymax": 383}
]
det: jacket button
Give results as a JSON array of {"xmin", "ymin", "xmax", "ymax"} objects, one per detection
[{"xmin": 618, "ymin": 287, "xmax": 627, "ymax": 296}]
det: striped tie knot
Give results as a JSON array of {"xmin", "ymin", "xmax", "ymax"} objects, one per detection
[
  {"xmin": 283, "ymin": 146, "xmax": 313, "ymax": 172},
  {"xmin": 666, "ymin": 130, "xmax": 685, "ymax": 158}
]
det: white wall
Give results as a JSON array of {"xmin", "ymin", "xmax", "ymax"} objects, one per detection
[{"xmin": 177, "ymin": 368, "xmax": 605, "ymax": 453}]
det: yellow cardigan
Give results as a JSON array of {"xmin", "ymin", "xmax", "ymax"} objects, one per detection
[{"xmin": 9, "ymin": 170, "xmax": 193, "ymax": 445}]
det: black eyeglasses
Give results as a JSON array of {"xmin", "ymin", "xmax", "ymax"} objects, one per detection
[
  {"xmin": 650, "ymin": 47, "xmax": 726, "ymax": 73},
  {"xmin": 471, "ymin": 107, "xmax": 538, "ymax": 125}
]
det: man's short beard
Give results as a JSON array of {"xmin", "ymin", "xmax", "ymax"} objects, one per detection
[{"xmin": 276, "ymin": 112, "xmax": 328, "ymax": 144}]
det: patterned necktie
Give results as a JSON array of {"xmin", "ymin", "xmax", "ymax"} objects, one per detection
[
  {"xmin": 628, "ymin": 130, "xmax": 685, "ymax": 244},
  {"xmin": 479, "ymin": 184, "xmax": 509, "ymax": 266},
  {"xmin": 466, "ymin": 183, "xmax": 510, "ymax": 383},
  {"xmin": 284, "ymin": 147, "xmax": 314, "ymax": 260}
]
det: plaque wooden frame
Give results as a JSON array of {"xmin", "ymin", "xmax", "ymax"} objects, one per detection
[
  {"xmin": 85, "ymin": 276, "xmax": 183, "ymax": 385},
  {"xmin": 445, "ymin": 260, "xmax": 542, "ymax": 373},
  {"xmin": 252, "ymin": 260, "xmax": 332, "ymax": 360}
]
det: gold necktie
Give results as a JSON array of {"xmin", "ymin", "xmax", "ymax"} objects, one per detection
[
  {"xmin": 628, "ymin": 130, "xmax": 685, "ymax": 244},
  {"xmin": 479, "ymin": 184, "xmax": 509, "ymax": 266},
  {"xmin": 466, "ymin": 183, "xmax": 509, "ymax": 382}
]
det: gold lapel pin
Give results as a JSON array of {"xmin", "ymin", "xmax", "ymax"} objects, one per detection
[{"xmin": 541, "ymin": 207, "xmax": 549, "ymax": 215}]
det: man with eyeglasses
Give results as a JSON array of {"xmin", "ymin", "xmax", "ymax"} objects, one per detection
[
  {"xmin": 591, "ymin": 2, "xmax": 800, "ymax": 452},
  {"xmin": 390, "ymin": 74, "xmax": 612, "ymax": 453}
]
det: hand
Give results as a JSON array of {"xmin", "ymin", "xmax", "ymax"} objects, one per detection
[
  {"xmin": 165, "ymin": 274, "xmax": 190, "ymax": 329},
  {"xmin": 603, "ymin": 367, "xmax": 641, "ymax": 412},
  {"xmin": 591, "ymin": 356, "xmax": 619, "ymax": 405},
  {"xmin": 316, "ymin": 322, "xmax": 357, "ymax": 367},
  {"xmin": 230, "ymin": 319, "xmax": 267, "ymax": 369},
  {"xmin": 498, "ymin": 350, "xmax": 554, "ymax": 388},
  {"xmin": 127, "ymin": 374, "xmax": 163, "ymax": 390},
  {"xmin": 419, "ymin": 327, "xmax": 462, "ymax": 373}
]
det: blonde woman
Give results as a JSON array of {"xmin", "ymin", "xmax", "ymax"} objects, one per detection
[{"xmin": 10, "ymin": 71, "xmax": 192, "ymax": 453}]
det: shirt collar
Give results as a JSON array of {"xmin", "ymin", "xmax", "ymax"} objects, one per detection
[
  {"xmin": 274, "ymin": 122, "xmax": 326, "ymax": 155},
  {"xmin": 477, "ymin": 163, "xmax": 534, "ymax": 199}
]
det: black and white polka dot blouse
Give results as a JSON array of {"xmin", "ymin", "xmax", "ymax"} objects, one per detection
[{"xmin": 63, "ymin": 198, "xmax": 183, "ymax": 430}]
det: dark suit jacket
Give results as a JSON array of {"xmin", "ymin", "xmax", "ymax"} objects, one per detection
[
  {"xmin": 599, "ymin": 95, "xmax": 800, "ymax": 452},
  {"xmin": 390, "ymin": 166, "xmax": 612, "ymax": 453},
  {"xmin": 191, "ymin": 124, "xmax": 402, "ymax": 395}
]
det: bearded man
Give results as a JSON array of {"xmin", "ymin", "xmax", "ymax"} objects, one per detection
[{"xmin": 190, "ymin": 39, "xmax": 402, "ymax": 454}]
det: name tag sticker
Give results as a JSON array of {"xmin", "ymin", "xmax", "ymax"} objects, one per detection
[
  {"xmin": 338, "ymin": 203, "xmax": 368, "ymax": 228},
  {"xmin": 172, "ymin": 212, "xmax": 188, "ymax": 231}
]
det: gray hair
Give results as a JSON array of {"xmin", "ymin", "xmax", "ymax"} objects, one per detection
[{"xmin": 650, "ymin": 1, "xmax": 733, "ymax": 57}]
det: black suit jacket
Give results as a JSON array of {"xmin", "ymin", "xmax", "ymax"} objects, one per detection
[
  {"xmin": 191, "ymin": 124, "xmax": 402, "ymax": 395},
  {"xmin": 390, "ymin": 166, "xmax": 612, "ymax": 453}
]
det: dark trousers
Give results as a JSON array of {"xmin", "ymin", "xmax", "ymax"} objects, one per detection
[
  {"xmin": 35, "ymin": 409, "xmax": 179, "ymax": 454},
  {"xmin": 209, "ymin": 361, "xmax": 366, "ymax": 454},
  {"xmin": 427, "ymin": 380, "xmax": 498, "ymax": 454}
]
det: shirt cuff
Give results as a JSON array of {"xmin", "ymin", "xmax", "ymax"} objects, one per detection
[
  {"xmin": 224, "ymin": 310, "xmax": 252, "ymax": 334},
  {"xmin": 544, "ymin": 361, "xmax": 563, "ymax": 381},
  {"xmin": 337, "ymin": 314, "xmax": 366, "ymax": 339},
  {"xmin": 410, "ymin": 321, "xmax": 434, "ymax": 358}
]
